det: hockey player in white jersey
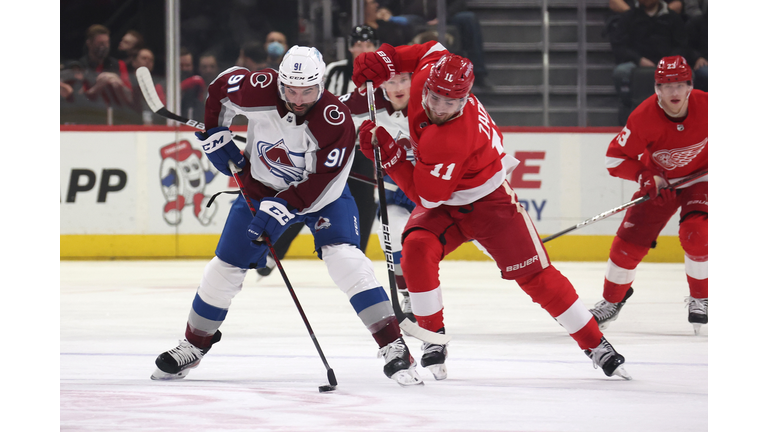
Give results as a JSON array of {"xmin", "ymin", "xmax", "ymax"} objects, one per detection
[{"xmin": 150, "ymin": 46, "xmax": 423, "ymax": 386}]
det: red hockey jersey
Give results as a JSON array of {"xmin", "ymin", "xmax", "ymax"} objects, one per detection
[
  {"xmin": 386, "ymin": 42, "xmax": 506, "ymax": 208},
  {"xmin": 606, "ymin": 90, "xmax": 708, "ymax": 185}
]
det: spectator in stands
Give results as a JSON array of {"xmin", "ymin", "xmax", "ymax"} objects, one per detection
[
  {"xmin": 382, "ymin": 0, "xmax": 492, "ymax": 89},
  {"xmin": 683, "ymin": 0, "xmax": 707, "ymax": 19},
  {"xmin": 686, "ymin": 11, "xmax": 707, "ymax": 91},
  {"xmin": 609, "ymin": 0, "xmax": 687, "ymax": 124},
  {"xmin": 198, "ymin": 52, "xmax": 220, "ymax": 85},
  {"xmin": 61, "ymin": 60, "xmax": 107, "ymax": 124},
  {"xmin": 78, "ymin": 24, "xmax": 136, "ymax": 118},
  {"xmin": 237, "ymin": 41, "xmax": 269, "ymax": 71},
  {"xmin": 609, "ymin": 0, "xmax": 683, "ymax": 14},
  {"xmin": 117, "ymin": 30, "xmax": 144, "ymax": 65},
  {"xmin": 131, "ymin": 48, "xmax": 155, "ymax": 73},
  {"xmin": 61, "ymin": 61, "xmax": 85, "ymax": 102},
  {"xmin": 128, "ymin": 47, "xmax": 166, "ymax": 125},
  {"xmin": 364, "ymin": 0, "xmax": 415, "ymax": 48},
  {"xmin": 180, "ymin": 47, "xmax": 206, "ymax": 121},
  {"xmin": 264, "ymin": 31, "xmax": 288, "ymax": 70}
]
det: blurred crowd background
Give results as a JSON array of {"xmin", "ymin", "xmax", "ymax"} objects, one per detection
[{"xmin": 60, "ymin": 0, "xmax": 707, "ymax": 127}]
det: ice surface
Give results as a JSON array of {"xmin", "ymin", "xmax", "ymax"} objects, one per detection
[{"xmin": 59, "ymin": 259, "xmax": 710, "ymax": 431}]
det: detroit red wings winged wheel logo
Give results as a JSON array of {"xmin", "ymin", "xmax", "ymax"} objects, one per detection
[{"xmin": 652, "ymin": 138, "xmax": 707, "ymax": 170}]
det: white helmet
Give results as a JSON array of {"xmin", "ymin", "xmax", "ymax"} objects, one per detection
[{"xmin": 278, "ymin": 45, "xmax": 326, "ymax": 103}]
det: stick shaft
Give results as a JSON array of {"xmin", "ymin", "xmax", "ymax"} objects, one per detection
[{"xmin": 542, "ymin": 170, "xmax": 708, "ymax": 243}]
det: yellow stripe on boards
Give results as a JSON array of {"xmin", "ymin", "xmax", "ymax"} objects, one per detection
[{"xmin": 60, "ymin": 234, "xmax": 684, "ymax": 263}]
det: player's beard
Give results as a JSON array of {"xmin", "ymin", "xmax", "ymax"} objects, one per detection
[{"xmin": 287, "ymin": 101, "xmax": 315, "ymax": 116}]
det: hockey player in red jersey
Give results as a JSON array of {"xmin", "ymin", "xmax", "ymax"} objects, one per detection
[
  {"xmin": 351, "ymin": 41, "xmax": 632, "ymax": 380},
  {"xmin": 340, "ymin": 72, "xmax": 418, "ymax": 320},
  {"xmin": 151, "ymin": 46, "xmax": 424, "ymax": 386},
  {"xmin": 589, "ymin": 56, "xmax": 708, "ymax": 335}
]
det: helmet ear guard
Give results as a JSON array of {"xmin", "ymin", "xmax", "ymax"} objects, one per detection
[{"xmin": 278, "ymin": 45, "xmax": 326, "ymax": 103}]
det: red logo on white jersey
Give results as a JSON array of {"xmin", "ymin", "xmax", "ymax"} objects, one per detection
[{"xmin": 652, "ymin": 138, "xmax": 707, "ymax": 170}]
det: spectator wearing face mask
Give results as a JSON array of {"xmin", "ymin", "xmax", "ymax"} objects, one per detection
[{"xmin": 264, "ymin": 31, "xmax": 288, "ymax": 70}]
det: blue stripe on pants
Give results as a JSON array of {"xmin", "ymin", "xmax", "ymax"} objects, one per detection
[
  {"xmin": 192, "ymin": 293, "xmax": 229, "ymax": 321},
  {"xmin": 349, "ymin": 287, "xmax": 390, "ymax": 314}
]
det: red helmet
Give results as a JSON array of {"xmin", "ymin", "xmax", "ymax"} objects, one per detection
[
  {"xmin": 655, "ymin": 56, "xmax": 692, "ymax": 84},
  {"xmin": 425, "ymin": 53, "xmax": 475, "ymax": 99}
]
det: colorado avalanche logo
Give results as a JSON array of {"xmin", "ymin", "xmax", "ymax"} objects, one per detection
[
  {"xmin": 324, "ymin": 105, "xmax": 345, "ymax": 126},
  {"xmin": 256, "ymin": 139, "xmax": 304, "ymax": 183},
  {"xmin": 652, "ymin": 138, "xmax": 707, "ymax": 170},
  {"xmin": 315, "ymin": 216, "xmax": 331, "ymax": 231}
]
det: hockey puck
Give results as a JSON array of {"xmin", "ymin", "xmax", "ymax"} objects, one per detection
[{"xmin": 318, "ymin": 385, "xmax": 336, "ymax": 393}]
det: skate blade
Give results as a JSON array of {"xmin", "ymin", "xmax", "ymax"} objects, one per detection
[
  {"xmin": 391, "ymin": 368, "xmax": 425, "ymax": 386},
  {"xmin": 150, "ymin": 367, "xmax": 191, "ymax": 381},
  {"xmin": 426, "ymin": 364, "xmax": 447, "ymax": 380},
  {"xmin": 692, "ymin": 323, "xmax": 703, "ymax": 336},
  {"xmin": 611, "ymin": 365, "xmax": 632, "ymax": 381}
]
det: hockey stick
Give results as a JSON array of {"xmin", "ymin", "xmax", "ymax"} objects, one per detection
[
  {"xmin": 135, "ymin": 66, "xmax": 376, "ymax": 188},
  {"xmin": 227, "ymin": 161, "xmax": 337, "ymax": 393},
  {"xmin": 541, "ymin": 169, "xmax": 708, "ymax": 243},
  {"xmin": 366, "ymin": 81, "xmax": 451, "ymax": 345}
]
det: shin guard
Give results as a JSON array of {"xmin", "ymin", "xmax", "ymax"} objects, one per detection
[
  {"xmin": 322, "ymin": 244, "xmax": 401, "ymax": 347},
  {"xmin": 680, "ymin": 213, "xmax": 708, "ymax": 298},
  {"xmin": 186, "ymin": 257, "xmax": 247, "ymax": 348},
  {"xmin": 517, "ymin": 266, "xmax": 602, "ymax": 350},
  {"xmin": 401, "ymin": 229, "xmax": 445, "ymax": 332},
  {"xmin": 603, "ymin": 237, "xmax": 649, "ymax": 303}
]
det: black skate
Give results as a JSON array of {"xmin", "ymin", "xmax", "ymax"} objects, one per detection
[
  {"xmin": 378, "ymin": 337, "xmax": 424, "ymax": 386},
  {"xmin": 584, "ymin": 336, "xmax": 631, "ymax": 380},
  {"xmin": 151, "ymin": 330, "xmax": 222, "ymax": 380},
  {"xmin": 589, "ymin": 287, "xmax": 634, "ymax": 330},
  {"xmin": 420, "ymin": 328, "xmax": 448, "ymax": 380},
  {"xmin": 685, "ymin": 296, "xmax": 708, "ymax": 335},
  {"xmin": 256, "ymin": 255, "xmax": 276, "ymax": 279}
]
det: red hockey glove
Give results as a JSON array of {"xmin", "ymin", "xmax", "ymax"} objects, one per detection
[
  {"xmin": 358, "ymin": 120, "xmax": 377, "ymax": 162},
  {"xmin": 358, "ymin": 120, "xmax": 406, "ymax": 172},
  {"xmin": 352, "ymin": 43, "xmax": 400, "ymax": 89},
  {"xmin": 637, "ymin": 168, "xmax": 669, "ymax": 202}
]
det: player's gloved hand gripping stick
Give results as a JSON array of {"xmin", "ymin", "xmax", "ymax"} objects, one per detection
[{"xmin": 366, "ymin": 81, "xmax": 451, "ymax": 346}]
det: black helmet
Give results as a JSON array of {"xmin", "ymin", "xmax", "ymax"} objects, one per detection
[{"xmin": 349, "ymin": 25, "xmax": 378, "ymax": 47}]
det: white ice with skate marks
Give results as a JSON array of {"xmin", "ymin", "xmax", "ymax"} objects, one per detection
[{"xmin": 61, "ymin": 260, "xmax": 707, "ymax": 431}]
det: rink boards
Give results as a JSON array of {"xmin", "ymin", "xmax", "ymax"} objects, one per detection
[{"xmin": 59, "ymin": 126, "xmax": 685, "ymax": 262}]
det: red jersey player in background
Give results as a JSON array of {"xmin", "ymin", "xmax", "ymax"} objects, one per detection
[
  {"xmin": 351, "ymin": 41, "xmax": 632, "ymax": 381},
  {"xmin": 589, "ymin": 56, "xmax": 708, "ymax": 335}
]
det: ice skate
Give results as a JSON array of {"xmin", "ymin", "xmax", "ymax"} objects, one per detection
[
  {"xmin": 589, "ymin": 287, "xmax": 634, "ymax": 330},
  {"xmin": 685, "ymin": 296, "xmax": 708, "ymax": 335},
  {"xmin": 256, "ymin": 255, "xmax": 277, "ymax": 280},
  {"xmin": 378, "ymin": 337, "xmax": 424, "ymax": 386},
  {"xmin": 151, "ymin": 330, "xmax": 221, "ymax": 380},
  {"xmin": 420, "ymin": 328, "xmax": 448, "ymax": 380},
  {"xmin": 584, "ymin": 336, "xmax": 631, "ymax": 380}
]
